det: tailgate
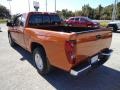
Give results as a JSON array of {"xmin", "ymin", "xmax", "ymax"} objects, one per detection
[{"xmin": 75, "ymin": 29, "xmax": 112, "ymax": 64}]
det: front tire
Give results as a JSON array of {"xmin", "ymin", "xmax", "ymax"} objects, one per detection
[{"xmin": 33, "ymin": 47, "xmax": 51, "ymax": 75}]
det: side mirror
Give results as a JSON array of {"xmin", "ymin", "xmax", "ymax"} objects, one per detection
[{"xmin": 7, "ymin": 20, "xmax": 14, "ymax": 27}]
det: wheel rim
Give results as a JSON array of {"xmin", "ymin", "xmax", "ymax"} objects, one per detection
[{"xmin": 35, "ymin": 52, "xmax": 44, "ymax": 71}]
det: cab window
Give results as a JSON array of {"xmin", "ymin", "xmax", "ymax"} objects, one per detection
[
  {"xmin": 80, "ymin": 18, "xmax": 87, "ymax": 22},
  {"xmin": 50, "ymin": 15, "xmax": 61, "ymax": 23},
  {"xmin": 69, "ymin": 18, "xmax": 74, "ymax": 21},
  {"xmin": 29, "ymin": 14, "xmax": 43, "ymax": 26},
  {"xmin": 75, "ymin": 18, "xmax": 80, "ymax": 21},
  {"xmin": 42, "ymin": 15, "xmax": 50, "ymax": 24}
]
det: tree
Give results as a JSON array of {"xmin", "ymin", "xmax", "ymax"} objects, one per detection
[
  {"xmin": 0, "ymin": 4, "xmax": 11, "ymax": 19},
  {"xmin": 57, "ymin": 2, "xmax": 120, "ymax": 20},
  {"xmin": 96, "ymin": 5, "xmax": 103, "ymax": 19},
  {"xmin": 57, "ymin": 9, "xmax": 74, "ymax": 19},
  {"xmin": 117, "ymin": 2, "xmax": 120, "ymax": 19},
  {"xmin": 81, "ymin": 4, "xmax": 94, "ymax": 18}
]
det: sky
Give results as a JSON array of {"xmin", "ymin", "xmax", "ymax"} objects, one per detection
[{"xmin": 0, "ymin": 0, "xmax": 115, "ymax": 14}]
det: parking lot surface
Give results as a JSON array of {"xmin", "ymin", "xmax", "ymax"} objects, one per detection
[{"xmin": 0, "ymin": 24, "xmax": 120, "ymax": 90}]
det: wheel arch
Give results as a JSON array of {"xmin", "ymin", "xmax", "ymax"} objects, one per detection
[{"xmin": 31, "ymin": 42, "xmax": 46, "ymax": 54}]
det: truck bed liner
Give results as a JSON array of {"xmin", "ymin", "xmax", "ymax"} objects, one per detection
[{"xmin": 30, "ymin": 25, "xmax": 99, "ymax": 33}]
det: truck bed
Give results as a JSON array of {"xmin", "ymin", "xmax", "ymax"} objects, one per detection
[
  {"xmin": 29, "ymin": 25, "xmax": 100, "ymax": 33},
  {"xmin": 28, "ymin": 25, "xmax": 112, "ymax": 67}
]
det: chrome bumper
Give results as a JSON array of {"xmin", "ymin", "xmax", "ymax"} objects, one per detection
[{"xmin": 70, "ymin": 49, "xmax": 113, "ymax": 76}]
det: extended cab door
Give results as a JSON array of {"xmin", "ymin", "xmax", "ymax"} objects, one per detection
[
  {"xmin": 16, "ymin": 15, "xmax": 26, "ymax": 49},
  {"xmin": 10, "ymin": 16, "xmax": 21, "ymax": 44}
]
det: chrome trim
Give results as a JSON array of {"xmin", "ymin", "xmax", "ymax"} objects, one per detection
[
  {"xmin": 70, "ymin": 49, "xmax": 112, "ymax": 76},
  {"xmin": 76, "ymin": 30, "xmax": 96, "ymax": 34},
  {"xmin": 101, "ymin": 50, "xmax": 113, "ymax": 56},
  {"xmin": 101, "ymin": 53, "xmax": 111, "ymax": 56},
  {"xmin": 70, "ymin": 65, "xmax": 91, "ymax": 76}
]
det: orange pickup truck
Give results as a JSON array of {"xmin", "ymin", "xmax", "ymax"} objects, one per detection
[{"xmin": 7, "ymin": 12, "xmax": 112, "ymax": 76}]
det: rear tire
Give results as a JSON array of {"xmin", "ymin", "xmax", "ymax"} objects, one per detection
[
  {"xmin": 33, "ymin": 47, "xmax": 51, "ymax": 75},
  {"xmin": 8, "ymin": 33, "xmax": 16, "ymax": 47}
]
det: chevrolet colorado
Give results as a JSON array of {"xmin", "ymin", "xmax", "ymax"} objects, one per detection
[{"xmin": 7, "ymin": 12, "xmax": 112, "ymax": 76}]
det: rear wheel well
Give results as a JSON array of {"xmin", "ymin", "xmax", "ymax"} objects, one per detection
[{"xmin": 31, "ymin": 42, "xmax": 45, "ymax": 53}]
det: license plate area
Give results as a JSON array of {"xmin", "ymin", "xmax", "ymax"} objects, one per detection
[{"xmin": 91, "ymin": 55, "xmax": 98, "ymax": 64}]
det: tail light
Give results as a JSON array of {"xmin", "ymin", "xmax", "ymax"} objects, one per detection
[{"xmin": 65, "ymin": 40, "xmax": 76, "ymax": 64}]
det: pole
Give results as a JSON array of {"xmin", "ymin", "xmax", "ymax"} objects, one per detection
[
  {"xmin": 7, "ymin": 0, "xmax": 12, "ymax": 14},
  {"xmin": 8, "ymin": 1, "xmax": 11, "ymax": 14},
  {"xmin": 112, "ymin": 0, "xmax": 118, "ymax": 21},
  {"xmin": 55, "ymin": 0, "xmax": 56, "ymax": 12},
  {"xmin": 46, "ymin": 0, "xmax": 47, "ymax": 12},
  {"xmin": 28, "ymin": 0, "xmax": 30, "ymax": 12}
]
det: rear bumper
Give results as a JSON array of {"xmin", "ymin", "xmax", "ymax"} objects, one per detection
[{"xmin": 70, "ymin": 49, "xmax": 113, "ymax": 76}]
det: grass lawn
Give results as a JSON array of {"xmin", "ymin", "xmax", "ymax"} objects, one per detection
[
  {"xmin": 0, "ymin": 19, "xmax": 7, "ymax": 24},
  {"xmin": 100, "ymin": 21, "xmax": 109, "ymax": 27}
]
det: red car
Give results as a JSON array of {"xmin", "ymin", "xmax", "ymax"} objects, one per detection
[{"xmin": 64, "ymin": 16, "xmax": 100, "ymax": 28}]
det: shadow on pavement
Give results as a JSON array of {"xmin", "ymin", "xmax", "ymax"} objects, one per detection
[{"xmin": 13, "ymin": 45, "xmax": 120, "ymax": 90}]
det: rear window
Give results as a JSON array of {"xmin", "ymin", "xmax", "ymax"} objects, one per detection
[
  {"xmin": 69, "ymin": 18, "xmax": 74, "ymax": 20},
  {"xmin": 28, "ymin": 14, "xmax": 61, "ymax": 27},
  {"xmin": 50, "ymin": 15, "xmax": 61, "ymax": 23},
  {"xmin": 29, "ymin": 14, "xmax": 42, "ymax": 25},
  {"xmin": 75, "ymin": 18, "xmax": 79, "ymax": 21},
  {"xmin": 80, "ymin": 18, "xmax": 87, "ymax": 22},
  {"xmin": 43, "ymin": 15, "xmax": 50, "ymax": 24}
]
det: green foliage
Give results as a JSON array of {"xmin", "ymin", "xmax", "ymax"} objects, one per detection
[
  {"xmin": 57, "ymin": 9, "xmax": 75, "ymax": 19},
  {"xmin": 0, "ymin": 19, "xmax": 7, "ymax": 24},
  {"xmin": 57, "ymin": 2, "xmax": 120, "ymax": 20},
  {"xmin": 0, "ymin": 4, "xmax": 11, "ymax": 19},
  {"xmin": 100, "ymin": 21, "xmax": 109, "ymax": 27}
]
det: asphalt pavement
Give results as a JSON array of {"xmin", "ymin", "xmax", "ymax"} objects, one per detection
[{"xmin": 0, "ymin": 24, "xmax": 120, "ymax": 90}]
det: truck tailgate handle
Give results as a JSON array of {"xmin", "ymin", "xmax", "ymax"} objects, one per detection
[{"xmin": 96, "ymin": 35, "xmax": 102, "ymax": 39}]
